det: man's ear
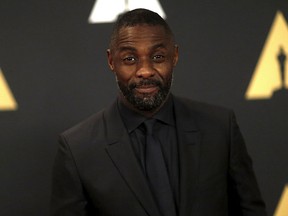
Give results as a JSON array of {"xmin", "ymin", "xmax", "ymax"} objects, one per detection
[
  {"xmin": 107, "ymin": 49, "xmax": 114, "ymax": 71},
  {"xmin": 173, "ymin": 45, "xmax": 179, "ymax": 67}
]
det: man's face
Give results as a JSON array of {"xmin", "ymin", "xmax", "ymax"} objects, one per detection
[{"xmin": 107, "ymin": 24, "xmax": 178, "ymax": 112}]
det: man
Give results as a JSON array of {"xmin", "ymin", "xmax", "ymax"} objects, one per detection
[{"xmin": 50, "ymin": 8, "xmax": 267, "ymax": 216}]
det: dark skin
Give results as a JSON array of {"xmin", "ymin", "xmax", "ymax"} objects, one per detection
[{"xmin": 107, "ymin": 24, "xmax": 179, "ymax": 117}]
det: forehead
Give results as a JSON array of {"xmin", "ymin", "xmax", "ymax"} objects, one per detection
[{"xmin": 114, "ymin": 25, "xmax": 172, "ymax": 49}]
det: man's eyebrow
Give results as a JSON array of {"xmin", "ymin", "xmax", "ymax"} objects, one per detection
[
  {"xmin": 117, "ymin": 43, "xmax": 168, "ymax": 53},
  {"xmin": 152, "ymin": 43, "xmax": 166, "ymax": 50},
  {"xmin": 118, "ymin": 46, "xmax": 137, "ymax": 52}
]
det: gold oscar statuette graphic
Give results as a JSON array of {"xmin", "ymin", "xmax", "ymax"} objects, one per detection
[
  {"xmin": 245, "ymin": 11, "xmax": 288, "ymax": 100},
  {"xmin": 0, "ymin": 68, "xmax": 18, "ymax": 111},
  {"xmin": 274, "ymin": 184, "xmax": 288, "ymax": 216},
  {"xmin": 88, "ymin": 0, "xmax": 166, "ymax": 23}
]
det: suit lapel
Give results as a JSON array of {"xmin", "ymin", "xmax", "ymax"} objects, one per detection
[
  {"xmin": 104, "ymin": 101, "xmax": 161, "ymax": 216},
  {"xmin": 173, "ymin": 97, "xmax": 201, "ymax": 216},
  {"xmin": 103, "ymin": 97, "xmax": 202, "ymax": 216}
]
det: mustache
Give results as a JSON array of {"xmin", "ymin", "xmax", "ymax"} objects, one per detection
[{"xmin": 129, "ymin": 79, "xmax": 162, "ymax": 89}]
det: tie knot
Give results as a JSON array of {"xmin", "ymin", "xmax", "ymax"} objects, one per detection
[{"xmin": 144, "ymin": 119, "xmax": 156, "ymax": 135}]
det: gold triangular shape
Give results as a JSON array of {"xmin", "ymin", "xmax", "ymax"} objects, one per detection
[
  {"xmin": 245, "ymin": 11, "xmax": 288, "ymax": 100},
  {"xmin": 0, "ymin": 68, "xmax": 18, "ymax": 111},
  {"xmin": 274, "ymin": 184, "xmax": 288, "ymax": 216}
]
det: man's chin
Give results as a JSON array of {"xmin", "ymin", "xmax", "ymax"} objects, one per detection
[
  {"xmin": 118, "ymin": 84, "xmax": 169, "ymax": 111},
  {"xmin": 128, "ymin": 92, "xmax": 167, "ymax": 111},
  {"xmin": 134, "ymin": 93, "xmax": 157, "ymax": 101}
]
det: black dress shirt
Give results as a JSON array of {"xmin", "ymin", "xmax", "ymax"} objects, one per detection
[{"xmin": 117, "ymin": 95, "xmax": 180, "ymax": 211}]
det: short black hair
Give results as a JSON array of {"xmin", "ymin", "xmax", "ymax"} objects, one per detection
[{"xmin": 109, "ymin": 8, "xmax": 175, "ymax": 49}]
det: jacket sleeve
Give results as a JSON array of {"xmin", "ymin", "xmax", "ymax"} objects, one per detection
[
  {"xmin": 228, "ymin": 112, "xmax": 267, "ymax": 216},
  {"xmin": 50, "ymin": 135, "xmax": 92, "ymax": 216}
]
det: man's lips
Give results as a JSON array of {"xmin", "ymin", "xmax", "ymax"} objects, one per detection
[{"xmin": 134, "ymin": 85, "xmax": 159, "ymax": 94}]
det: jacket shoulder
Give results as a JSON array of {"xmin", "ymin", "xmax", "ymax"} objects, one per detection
[
  {"xmin": 174, "ymin": 96, "xmax": 233, "ymax": 117},
  {"xmin": 173, "ymin": 96, "xmax": 235, "ymax": 132},
  {"xmin": 64, "ymin": 109, "xmax": 104, "ymax": 134},
  {"xmin": 59, "ymin": 107, "xmax": 107, "ymax": 148}
]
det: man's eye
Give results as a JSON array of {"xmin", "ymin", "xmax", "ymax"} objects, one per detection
[
  {"xmin": 152, "ymin": 55, "xmax": 165, "ymax": 62},
  {"xmin": 123, "ymin": 57, "xmax": 136, "ymax": 64}
]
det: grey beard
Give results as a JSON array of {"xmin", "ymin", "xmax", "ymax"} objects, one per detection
[{"xmin": 116, "ymin": 76, "xmax": 173, "ymax": 111}]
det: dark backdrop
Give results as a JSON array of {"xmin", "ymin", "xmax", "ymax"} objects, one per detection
[{"xmin": 0, "ymin": 1, "xmax": 287, "ymax": 215}]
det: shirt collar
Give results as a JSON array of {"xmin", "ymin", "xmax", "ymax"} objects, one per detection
[{"xmin": 117, "ymin": 94, "xmax": 175, "ymax": 133}]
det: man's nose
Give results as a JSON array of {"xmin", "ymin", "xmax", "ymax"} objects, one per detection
[{"xmin": 136, "ymin": 59, "xmax": 155, "ymax": 78}]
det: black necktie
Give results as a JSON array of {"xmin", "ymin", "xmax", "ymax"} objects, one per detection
[{"xmin": 144, "ymin": 119, "xmax": 176, "ymax": 216}]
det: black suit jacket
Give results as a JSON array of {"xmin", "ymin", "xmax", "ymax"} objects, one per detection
[{"xmin": 50, "ymin": 96, "xmax": 267, "ymax": 216}]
